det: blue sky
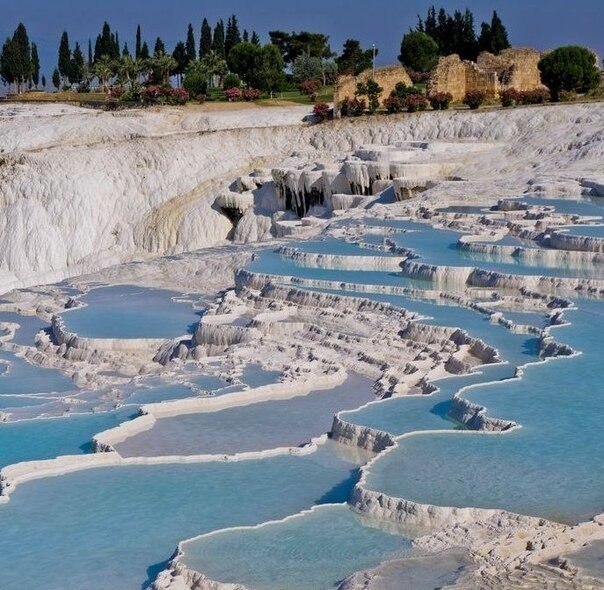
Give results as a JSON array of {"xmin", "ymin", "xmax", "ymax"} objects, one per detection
[{"xmin": 2, "ymin": 0, "xmax": 602, "ymax": 79}]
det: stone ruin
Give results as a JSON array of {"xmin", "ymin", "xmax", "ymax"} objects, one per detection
[
  {"xmin": 428, "ymin": 48, "xmax": 545, "ymax": 102},
  {"xmin": 333, "ymin": 48, "xmax": 545, "ymax": 109},
  {"xmin": 334, "ymin": 65, "xmax": 413, "ymax": 116}
]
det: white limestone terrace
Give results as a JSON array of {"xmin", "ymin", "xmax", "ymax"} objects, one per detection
[{"xmin": 1, "ymin": 103, "xmax": 604, "ymax": 590}]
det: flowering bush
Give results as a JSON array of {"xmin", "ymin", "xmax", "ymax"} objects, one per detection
[
  {"xmin": 404, "ymin": 94, "xmax": 428, "ymax": 112},
  {"xmin": 463, "ymin": 89, "xmax": 487, "ymax": 110},
  {"xmin": 384, "ymin": 96, "xmax": 404, "ymax": 114},
  {"xmin": 167, "ymin": 87, "xmax": 190, "ymax": 105},
  {"xmin": 312, "ymin": 102, "xmax": 331, "ymax": 122},
  {"xmin": 142, "ymin": 86, "xmax": 162, "ymax": 104},
  {"xmin": 340, "ymin": 96, "xmax": 367, "ymax": 117},
  {"xmin": 242, "ymin": 88, "xmax": 261, "ymax": 101},
  {"xmin": 408, "ymin": 71, "xmax": 431, "ymax": 84},
  {"xmin": 225, "ymin": 87, "xmax": 243, "ymax": 102},
  {"xmin": 518, "ymin": 88, "xmax": 551, "ymax": 105},
  {"xmin": 301, "ymin": 79, "xmax": 321, "ymax": 102},
  {"xmin": 110, "ymin": 87, "xmax": 126, "ymax": 100},
  {"xmin": 499, "ymin": 88, "xmax": 520, "ymax": 107},
  {"xmin": 428, "ymin": 91, "xmax": 453, "ymax": 110}
]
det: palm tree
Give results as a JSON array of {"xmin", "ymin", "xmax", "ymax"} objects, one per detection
[
  {"xmin": 117, "ymin": 55, "xmax": 138, "ymax": 87},
  {"xmin": 151, "ymin": 52, "xmax": 177, "ymax": 85},
  {"xmin": 200, "ymin": 50, "xmax": 228, "ymax": 88},
  {"xmin": 94, "ymin": 55, "xmax": 115, "ymax": 93}
]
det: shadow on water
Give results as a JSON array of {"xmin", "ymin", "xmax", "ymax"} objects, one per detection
[
  {"xmin": 142, "ymin": 558, "xmax": 171, "ymax": 589},
  {"xmin": 186, "ymin": 311, "xmax": 204, "ymax": 335},
  {"xmin": 315, "ymin": 468, "xmax": 360, "ymax": 505},
  {"xmin": 430, "ymin": 399, "xmax": 453, "ymax": 422}
]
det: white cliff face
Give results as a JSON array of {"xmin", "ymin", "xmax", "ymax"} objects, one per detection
[{"xmin": 2, "ymin": 102, "xmax": 604, "ymax": 295}]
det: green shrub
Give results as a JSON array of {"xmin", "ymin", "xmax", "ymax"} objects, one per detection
[
  {"xmin": 223, "ymin": 73, "xmax": 241, "ymax": 90},
  {"xmin": 538, "ymin": 46, "xmax": 601, "ymax": 101}
]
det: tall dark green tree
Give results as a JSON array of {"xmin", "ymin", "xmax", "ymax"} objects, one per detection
[
  {"xmin": 87, "ymin": 39, "xmax": 93, "ymax": 68},
  {"xmin": 154, "ymin": 37, "xmax": 166, "ymax": 56},
  {"xmin": 140, "ymin": 41, "xmax": 150, "ymax": 60},
  {"xmin": 399, "ymin": 31, "xmax": 438, "ymax": 72},
  {"xmin": 269, "ymin": 31, "xmax": 332, "ymax": 64},
  {"xmin": 243, "ymin": 30, "xmax": 249, "ymax": 43},
  {"xmin": 41, "ymin": 74, "xmax": 46, "ymax": 88},
  {"xmin": 52, "ymin": 68, "xmax": 60, "ymax": 89},
  {"xmin": 200, "ymin": 18, "xmax": 213, "ymax": 57},
  {"xmin": 31, "ymin": 42, "xmax": 40, "ymax": 87},
  {"xmin": 539, "ymin": 46, "xmax": 601, "ymax": 100},
  {"xmin": 251, "ymin": 31, "xmax": 260, "ymax": 46},
  {"xmin": 70, "ymin": 42, "xmax": 84, "ymax": 84},
  {"xmin": 172, "ymin": 41, "xmax": 188, "ymax": 84},
  {"xmin": 11, "ymin": 23, "xmax": 32, "ymax": 91},
  {"xmin": 58, "ymin": 31, "xmax": 71, "ymax": 83},
  {"xmin": 0, "ymin": 38, "xmax": 19, "ymax": 91},
  {"xmin": 186, "ymin": 23, "xmax": 196, "ymax": 63},
  {"xmin": 122, "ymin": 43, "xmax": 130, "ymax": 57},
  {"xmin": 213, "ymin": 20, "xmax": 226, "ymax": 58},
  {"xmin": 336, "ymin": 39, "xmax": 374, "ymax": 76},
  {"xmin": 225, "ymin": 15, "xmax": 242, "ymax": 57},
  {"xmin": 489, "ymin": 11, "xmax": 510, "ymax": 54},
  {"xmin": 135, "ymin": 25, "xmax": 142, "ymax": 59}
]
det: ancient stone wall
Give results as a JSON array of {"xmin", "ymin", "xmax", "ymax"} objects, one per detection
[
  {"xmin": 334, "ymin": 66, "xmax": 413, "ymax": 115},
  {"xmin": 477, "ymin": 48, "xmax": 544, "ymax": 91},
  {"xmin": 428, "ymin": 54, "xmax": 498, "ymax": 101}
]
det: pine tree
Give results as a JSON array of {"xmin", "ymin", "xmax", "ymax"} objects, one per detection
[
  {"xmin": 200, "ymin": 18, "xmax": 212, "ymax": 57},
  {"xmin": 135, "ymin": 25, "xmax": 142, "ymax": 59},
  {"xmin": 186, "ymin": 23, "xmax": 196, "ymax": 63},
  {"xmin": 154, "ymin": 37, "xmax": 166, "ymax": 56},
  {"xmin": 0, "ymin": 38, "xmax": 18, "ymax": 91},
  {"xmin": 251, "ymin": 32, "xmax": 260, "ymax": 46},
  {"xmin": 213, "ymin": 20, "xmax": 225, "ymax": 58},
  {"xmin": 31, "ymin": 42, "xmax": 40, "ymax": 87},
  {"xmin": 243, "ymin": 30, "xmax": 249, "ymax": 43},
  {"xmin": 489, "ymin": 11, "xmax": 510, "ymax": 54},
  {"xmin": 140, "ymin": 42, "xmax": 150, "ymax": 60},
  {"xmin": 58, "ymin": 31, "xmax": 71, "ymax": 83},
  {"xmin": 12, "ymin": 23, "xmax": 32, "ymax": 92},
  {"xmin": 225, "ymin": 15, "xmax": 242, "ymax": 57}
]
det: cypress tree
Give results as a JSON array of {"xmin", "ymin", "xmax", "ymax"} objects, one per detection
[
  {"xmin": 225, "ymin": 15, "xmax": 241, "ymax": 57},
  {"xmin": 58, "ymin": 31, "xmax": 71, "ymax": 83},
  {"xmin": 88, "ymin": 39, "xmax": 93, "ymax": 68},
  {"xmin": 140, "ymin": 42, "xmax": 150, "ymax": 60},
  {"xmin": 12, "ymin": 23, "xmax": 32, "ymax": 92},
  {"xmin": 52, "ymin": 68, "xmax": 60, "ymax": 89},
  {"xmin": 0, "ymin": 38, "xmax": 17, "ymax": 91},
  {"xmin": 31, "ymin": 42, "xmax": 40, "ymax": 87},
  {"xmin": 213, "ymin": 20, "xmax": 225, "ymax": 58},
  {"xmin": 154, "ymin": 37, "xmax": 165, "ymax": 56},
  {"xmin": 70, "ymin": 42, "xmax": 84, "ymax": 84},
  {"xmin": 114, "ymin": 32, "xmax": 120, "ymax": 59},
  {"xmin": 135, "ymin": 25, "xmax": 142, "ymax": 59},
  {"xmin": 42, "ymin": 74, "xmax": 46, "ymax": 88},
  {"xmin": 172, "ymin": 41, "xmax": 188, "ymax": 84},
  {"xmin": 200, "ymin": 18, "xmax": 212, "ymax": 57},
  {"xmin": 243, "ymin": 30, "xmax": 249, "ymax": 43},
  {"xmin": 489, "ymin": 11, "xmax": 510, "ymax": 54},
  {"xmin": 186, "ymin": 23, "xmax": 196, "ymax": 63},
  {"xmin": 251, "ymin": 32, "xmax": 260, "ymax": 46},
  {"xmin": 123, "ymin": 43, "xmax": 130, "ymax": 57}
]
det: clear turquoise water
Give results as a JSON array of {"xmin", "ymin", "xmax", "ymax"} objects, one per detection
[
  {"xmin": 0, "ymin": 408, "xmax": 135, "ymax": 469},
  {"xmin": 295, "ymin": 238, "xmax": 395, "ymax": 257},
  {"xmin": 115, "ymin": 374, "xmax": 375, "ymax": 457},
  {"xmin": 182, "ymin": 504, "xmax": 415, "ymax": 590},
  {"xmin": 366, "ymin": 302, "xmax": 604, "ymax": 524},
  {"xmin": 0, "ymin": 312, "xmax": 48, "ymax": 346},
  {"xmin": 521, "ymin": 196, "xmax": 604, "ymax": 217},
  {"xmin": 0, "ymin": 349, "xmax": 75, "ymax": 396},
  {"xmin": 559, "ymin": 225, "xmax": 604, "ymax": 238},
  {"xmin": 61, "ymin": 285, "xmax": 202, "ymax": 339},
  {"xmin": 0, "ymin": 442, "xmax": 362, "ymax": 590}
]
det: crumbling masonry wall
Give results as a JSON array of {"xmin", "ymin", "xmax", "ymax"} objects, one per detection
[
  {"xmin": 334, "ymin": 66, "xmax": 413, "ymax": 115},
  {"xmin": 429, "ymin": 48, "xmax": 545, "ymax": 102}
]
